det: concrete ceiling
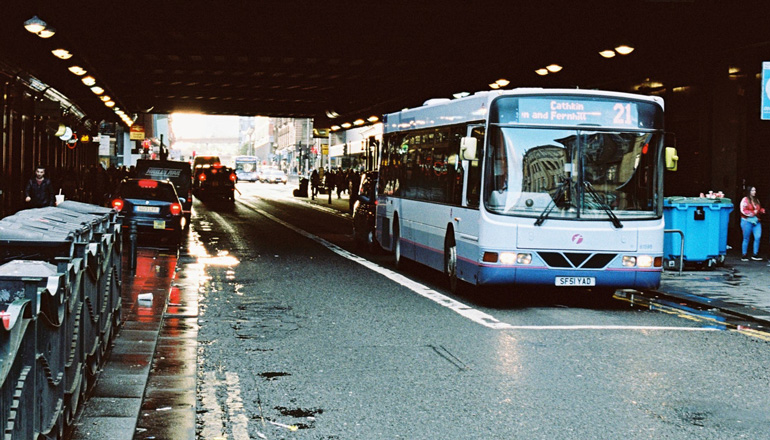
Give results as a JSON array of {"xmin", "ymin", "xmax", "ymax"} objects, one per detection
[{"xmin": 1, "ymin": 1, "xmax": 768, "ymax": 128}]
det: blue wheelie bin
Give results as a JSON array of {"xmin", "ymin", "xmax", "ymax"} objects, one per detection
[{"xmin": 663, "ymin": 197, "xmax": 733, "ymax": 269}]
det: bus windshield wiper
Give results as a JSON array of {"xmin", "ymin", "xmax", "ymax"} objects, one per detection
[
  {"xmin": 534, "ymin": 178, "xmax": 571, "ymax": 226},
  {"xmin": 583, "ymin": 182, "xmax": 623, "ymax": 228}
]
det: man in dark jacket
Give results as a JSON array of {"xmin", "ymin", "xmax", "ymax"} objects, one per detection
[{"xmin": 24, "ymin": 166, "xmax": 55, "ymax": 208}]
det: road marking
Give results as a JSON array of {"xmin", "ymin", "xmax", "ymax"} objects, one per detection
[
  {"xmin": 199, "ymin": 371, "xmax": 226, "ymax": 439},
  {"xmin": 240, "ymin": 200, "xmax": 718, "ymax": 333},
  {"xmin": 225, "ymin": 372, "xmax": 251, "ymax": 440}
]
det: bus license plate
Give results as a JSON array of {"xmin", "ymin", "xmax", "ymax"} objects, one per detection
[
  {"xmin": 555, "ymin": 277, "xmax": 595, "ymax": 286},
  {"xmin": 153, "ymin": 220, "xmax": 166, "ymax": 229}
]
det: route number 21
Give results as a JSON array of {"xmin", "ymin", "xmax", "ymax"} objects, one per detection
[{"xmin": 613, "ymin": 103, "xmax": 632, "ymax": 125}]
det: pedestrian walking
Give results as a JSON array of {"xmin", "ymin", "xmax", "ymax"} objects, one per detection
[
  {"xmin": 310, "ymin": 169, "xmax": 320, "ymax": 199},
  {"xmin": 349, "ymin": 170, "xmax": 361, "ymax": 213},
  {"xmin": 24, "ymin": 165, "xmax": 55, "ymax": 208},
  {"xmin": 740, "ymin": 186, "xmax": 764, "ymax": 261}
]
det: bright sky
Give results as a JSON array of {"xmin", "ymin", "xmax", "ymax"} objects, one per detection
[{"xmin": 170, "ymin": 113, "xmax": 240, "ymax": 139}]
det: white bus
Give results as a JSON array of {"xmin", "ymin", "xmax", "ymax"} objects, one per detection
[
  {"xmin": 376, "ymin": 89, "xmax": 677, "ymax": 293},
  {"xmin": 234, "ymin": 155, "xmax": 259, "ymax": 181}
]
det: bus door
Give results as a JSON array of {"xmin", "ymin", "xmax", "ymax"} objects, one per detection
[{"xmin": 454, "ymin": 124, "xmax": 484, "ymax": 262}]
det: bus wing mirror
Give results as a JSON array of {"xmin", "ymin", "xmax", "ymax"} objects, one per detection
[
  {"xmin": 461, "ymin": 137, "xmax": 477, "ymax": 160},
  {"xmin": 665, "ymin": 147, "xmax": 678, "ymax": 171}
]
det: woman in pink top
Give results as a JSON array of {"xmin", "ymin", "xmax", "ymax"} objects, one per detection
[{"xmin": 740, "ymin": 186, "xmax": 764, "ymax": 261}]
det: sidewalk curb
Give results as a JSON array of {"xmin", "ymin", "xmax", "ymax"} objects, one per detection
[{"xmin": 648, "ymin": 288, "xmax": 770, "ymax": 327}]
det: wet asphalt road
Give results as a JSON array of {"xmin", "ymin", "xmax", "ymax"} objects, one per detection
[{"xmin": 188, "ymin": 183, "xmax": 770, "ymax": 440}]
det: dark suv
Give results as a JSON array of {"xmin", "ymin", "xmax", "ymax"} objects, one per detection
[
  {"xmin": 193, "ymin": 164, "xmax": 237, "ymax": 202},
  {"xmin": 110, "ymin": 178, "xmax": 185, "ymax": 244}
]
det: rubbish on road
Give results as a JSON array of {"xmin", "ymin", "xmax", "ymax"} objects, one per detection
[{"xmin": 268, "ymin": 420, "xmax": 298, "ymax": 431}]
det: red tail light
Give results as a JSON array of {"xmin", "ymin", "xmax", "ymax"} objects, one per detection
[
  {"xmin": 198, "ymin": 173, "xmax": 207, "ymax": 182},
  {"xmin": 229, "ymin": 173, "xmax": 237, "ymax": 182},
  {"xmin": 111, "ymin": 199, "xmax": 124, "ymax": 211},
  {"xmin": 169, "ymin": 203, "xmax": 182, "ymax": 216}
]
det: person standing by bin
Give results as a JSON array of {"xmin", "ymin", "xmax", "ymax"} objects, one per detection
[
  {"xmin": 740, "ymin": 186, "xmax": 764, "ymax": 261},
  {"xmin": 24, "ymin": 165, "xmax": 55, "ymax": 208}
]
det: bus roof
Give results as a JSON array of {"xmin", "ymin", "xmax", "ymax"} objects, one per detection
[{"xmin": 383, "ymin": 88, "xmax": 664, "ymax": 133}]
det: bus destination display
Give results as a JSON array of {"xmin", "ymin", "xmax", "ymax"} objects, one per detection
[{"xmin": 516, "ymin": 97, "xmax": 639, "ymax": 127}]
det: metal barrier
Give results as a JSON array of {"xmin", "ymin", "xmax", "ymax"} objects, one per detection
[
  {"xmin": 664, "ymin": 229, "xmax": 685, "ymax": 276},
  {"xmin": 0, "ymin": 202, "xmax": 121, "ymax": 438}
]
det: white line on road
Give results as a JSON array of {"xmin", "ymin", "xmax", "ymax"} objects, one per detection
[
  {"xmin": 225, "ymin": 372, "xmax": 252, "ymax": 440},
  {"xmin": 240, "ymin": 200, "xmax": 716, "ymax": 333},
  {"xmin": 199, "ymin": 371, "xmax": 226, "ymax": 439}
]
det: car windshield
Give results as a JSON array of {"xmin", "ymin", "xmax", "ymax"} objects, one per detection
[
  {"xmin": 483, "ymin": 126, "xmax": 664, "ymax": 221},
  {"xmin": 120, "ymin": 181, "xmax": 177, "ymax": 201}
]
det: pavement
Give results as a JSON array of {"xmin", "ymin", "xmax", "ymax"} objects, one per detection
[{"xmin": 66, "ymin": 184, "xmax": 770, "ymax": 439}]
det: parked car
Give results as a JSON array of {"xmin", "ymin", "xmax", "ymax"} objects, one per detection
[
  {"xmin": 193, "ymin": 163, "xmax": 237, "ymax": 202},
  {"xmin": 259, "ymin": 168, "xmax": 288, "ymax": 184},
  {"xmin": 135, "ymin": 159, "xmax": 193, "ymax": 229},
  {"xmin": 110, "ymin": 178, "xmax": 185, "ymax": 245},
  {"xmin": 352, "ymin": 171, "xmax": 378, "ymax": 251}
]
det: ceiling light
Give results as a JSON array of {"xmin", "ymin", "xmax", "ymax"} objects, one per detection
[
  {"xmin": 81, "ymin": 76, "xmax": 96, "ymax": 86},
  {"xmin": 546, "ymin": 64, "xmax": 563, "ymax": 73},
  {"xmin": 495, "ymin": 79, "xmax": 510, "ymax": 87},
  {"xmin": 615, "ymin": 45, "xmax": 634, "ymax": 55},
  {"xmin": 728, "ymin": 66, "xmax": 741, "ymax": 75},
  {"xmin": 325, "ymin": 110, "xmax": 340, "ymax": 119},
  {"xmin": 53, "ymin": 124, "xmax": 67, "ymax": 137},
  {"xmin": 24, "ymin": 16, "xmax": 47, "ymax": 34},
  {"xmin": 58, "ymin": 126, "xmax": 73, "ymax": 141},
  {"xmin": 341, "ymin": 122, "xmax": 352, "ymax": 129},
  {"xmin": 104, "ymin": 100, "xmax": 115, "ymax": 107},
  {"xmin": 37, "ymin": 27, "xmax": 55, "ymax": 38},
  {"xmin": 453, "ymin": 92, "xmax": 470, "ymax": 99},
  {"xmin": 489, "ymin": 83, "xmax": 500, "ymax": 89},
  {"xmin": 331, "ymin": 125, "xmax": 341, "ymax": 131},
  {"xmin": 367, "ymin": 116, "xmax": 379, "ymax": 123},
  {"xmin": 599, "ymin": 50, "xmax": 616, "ymax": 58},
  {"xmin": 535, "ymin": 68, "xmax": 549, "ymax": 76},
  {"xmin": 68, "ymin": 66, "xmax": 87, "ymax": 75},
  {"xmin": 100, "ymin": 95, "xmax": 111, "ymax": 102},
  {"xmin": 353, "ymin": 119, "xmax": 365, "ymax": 126},
  {"xmin": 52, "ymin": 49, "xmax": 72, "ymax": 60},
  {"xmin": 91, "ymin": 86, "xmax": 104, "ymax": 95}
]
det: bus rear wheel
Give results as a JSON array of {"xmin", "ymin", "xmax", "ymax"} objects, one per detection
[
  {"xmin": 393, "ymin": 220, "xmax": 407, "ymax": 270},
  {"xmin": 445, "ymin": 236, "xmax": 458, "ymax": 293}
]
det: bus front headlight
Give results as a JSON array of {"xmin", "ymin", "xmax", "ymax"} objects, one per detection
[
  {"xmin": 622, "ymin": 256, "xmax": 637, "ymax": 267},
  {"xmin": 636, "ymin": 255, "xmax": 654, "ymax": 268}
]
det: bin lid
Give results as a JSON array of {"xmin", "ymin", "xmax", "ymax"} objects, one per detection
[
  {"xmin": 0, "ymin": 260, "xmax": 57, "ymax": 277},
  {"xmin": 10, "ymin": 208, "xmax": 96, "ymax": 235},
  {"xmin": 664, "ymin": 196, "xmax": 732, "ymax": 206},
  {"xmin": 57, "ymin": 200, "xmax": 115, "ymax": 216},
  {"xmin": 0, "ymin": 219, "xmax": 75, "ymax": 241}
]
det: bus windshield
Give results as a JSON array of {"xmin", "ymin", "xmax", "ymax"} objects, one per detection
[
  {"xmin": 235, "ymin": 157, "xmax": 258, "ymax": 172},
  {"xmin": 483, "ymin": 126, "xmax": 664, "ymax": 220}
]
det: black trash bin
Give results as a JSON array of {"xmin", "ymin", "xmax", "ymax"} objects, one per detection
[{"xmin": 293, "ymin": 177, "xmax": 309, "ymax": 198}]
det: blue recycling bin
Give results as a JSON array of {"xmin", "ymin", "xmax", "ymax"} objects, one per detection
[{"xmin": 663, "ymin": 197, "xmax": 733, "ymax": 267}]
